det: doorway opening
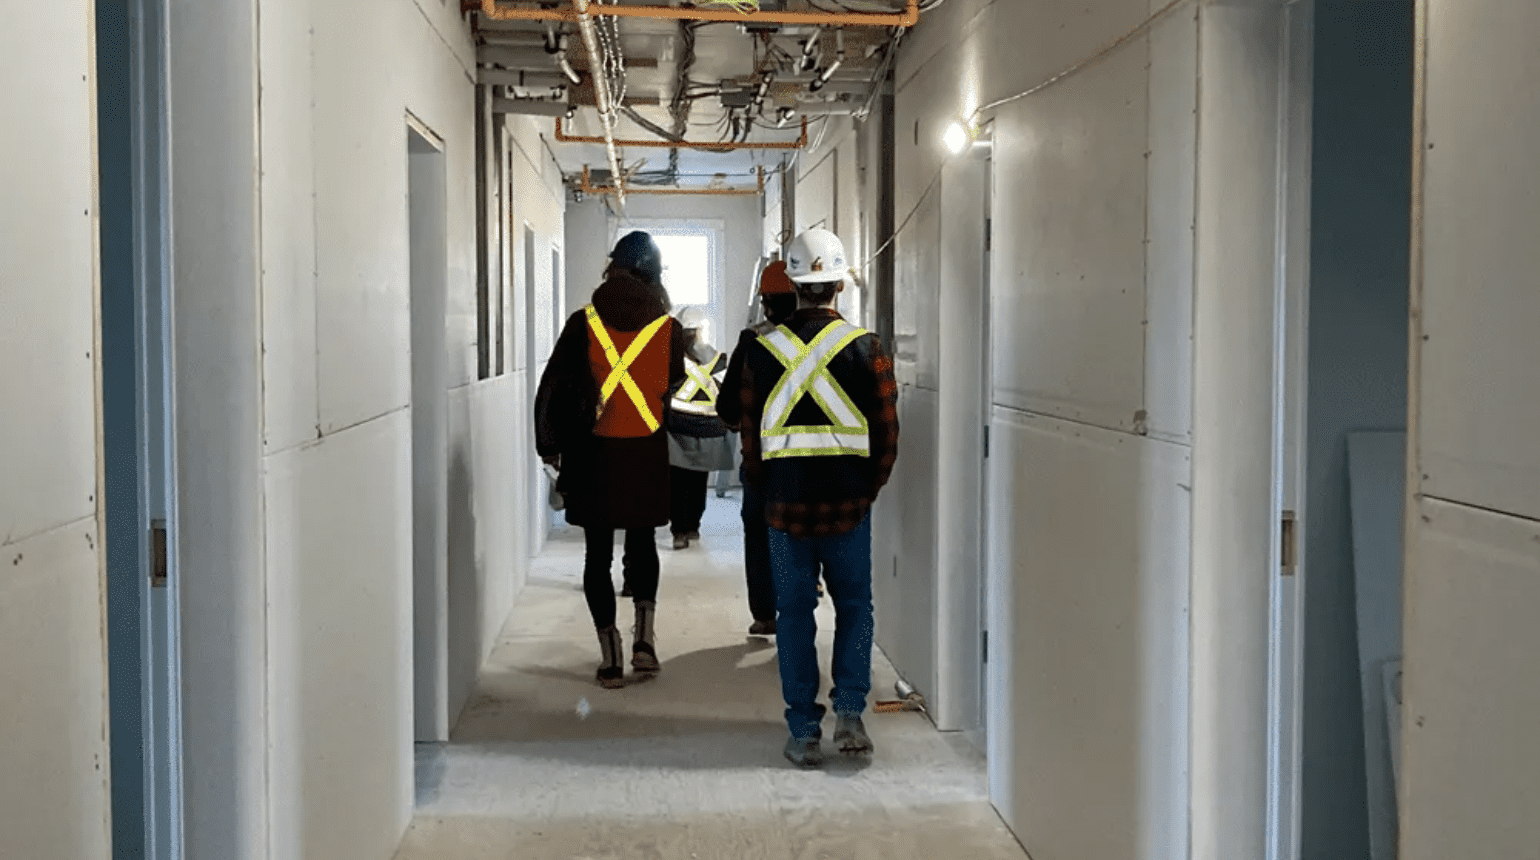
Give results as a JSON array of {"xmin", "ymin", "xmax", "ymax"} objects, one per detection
[
  {"xmin": 1273, "ymin": 4, "xmax": 1416, "ymax": 860},
  {"xmin": 408, "ymin": 120, "xmax": 450, "ymax": 743}
]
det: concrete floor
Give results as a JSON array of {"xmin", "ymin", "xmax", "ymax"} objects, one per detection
[{"xmin": 396, "ymin": 491, "xmax": 1029, "ymax": 860}]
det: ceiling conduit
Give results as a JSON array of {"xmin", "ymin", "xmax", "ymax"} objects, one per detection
[
  {"xmin": 554, "ymin": 116, "xmax": 809, "ymax": 151},
  {"xmin": 581, "ymin": 165, "xmax": 766, "ymax": 197},
  {"xmin": 476, "ymin": 0, "xmax": 919, "ymax": 27},
  {"xmin": 563, "ymin": 0, "xmax": 625, "ymax": 205}
]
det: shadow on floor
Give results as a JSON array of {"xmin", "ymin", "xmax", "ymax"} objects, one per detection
[{"xmin": 434, "ymin": 639, "xmax": 879, "ymax": 775}]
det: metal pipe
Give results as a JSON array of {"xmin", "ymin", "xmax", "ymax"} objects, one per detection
[
  {"xmin": 479, "ymin": 0, "xmax": 919, "ymax": 27},
  {"xmin": 581, "ymin": 165, "xmax": 766, "ymax": 196},
  {"xmin": 564, "ymin": 0, "xmax": 624, "ymax": 206},
  {"xmin": 555, "ymin": 115, "xmax": 808, "ymax": 150},
  {"xmin": 493, "ymin": 98, "xmax": 570, "ymax": 116},
  {"xmin": 479, "ymin": 67, "xmax": 570, "ymax": 87}
]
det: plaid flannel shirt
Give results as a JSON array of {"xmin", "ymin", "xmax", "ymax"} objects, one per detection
[{"xmin": 735, "ymin": 308, "xmax": 900, "ymax": 538}]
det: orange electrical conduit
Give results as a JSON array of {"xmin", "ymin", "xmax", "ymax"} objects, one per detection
[
  {"xmin": 477, "ymin": 0, "xmax": 919, "ymax": 27},
  {"xmin": 554, "ymin": 116, "xmax": 809, "ymax": 151},
  {"xmin": 581, "ymin": 165, "xmax": 766, "ymax": 197}
]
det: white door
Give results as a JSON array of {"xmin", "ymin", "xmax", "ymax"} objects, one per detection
[{"xmin": 935, "ymin": 137, "xmax": 992, "ymax": 738}]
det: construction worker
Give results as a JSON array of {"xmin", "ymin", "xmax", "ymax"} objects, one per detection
[
  {"xmin": 733, "ymin": 231, "xmax": 900, "ymax": 767},
  {"xmin": 718, "ymin": 261, "xmax": 800, "ymax": 635},
  {"xmin": 666, "ymin": 306, "xmax": 734, "ymax": 550},
  {"xmin": 535, "ymin": 231, "xmax": 686, "ymax": 689}
]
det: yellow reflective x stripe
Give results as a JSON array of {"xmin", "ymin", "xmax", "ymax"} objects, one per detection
[
  {"xmin": 585, "ymin": 305, "xmax": 670, "ymax": 432},
  {"xmin": 756, "ymin": 321, "xmax": 869, "ymax": 458},
  {"xmin": 677, "ymin": 359, "xmax": 717, "ymax": 405}
]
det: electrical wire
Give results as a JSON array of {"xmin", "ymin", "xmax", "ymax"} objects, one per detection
[{"xmin": 856, "ymin": 0, "xmax": 1189, "ymax": 275}]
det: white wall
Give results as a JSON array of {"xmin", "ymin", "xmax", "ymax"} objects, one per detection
[
  {"xmin": 170, "ymin": 0, "xmax": 543, "ymax": 856},
  {"xmin": 0, "ymin": 5, "xmax": 112, "ymax": 857},
  {"xmin": 1400, "ymin": 2, "xmax": 1540, "ymax": 856},
  {"xmin": 871, "ymin": 1, "xmax": 1296, "ymax": 856}
]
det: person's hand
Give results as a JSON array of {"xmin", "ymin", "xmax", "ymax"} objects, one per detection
[{"xmin": 542, "ymin": 454, "xmax": 560, "ymax": 471}]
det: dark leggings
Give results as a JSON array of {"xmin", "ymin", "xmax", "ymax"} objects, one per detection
[
  {"xmin": 583, "ymin": 526, "xmax": 659, "ymax": 630},
  {"xmin": 669, "ymin": 466, "xmax": 710, "ymax": 535}
]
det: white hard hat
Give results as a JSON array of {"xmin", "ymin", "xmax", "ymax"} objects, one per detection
[
  {"xmin": 677, "ymin": 306, "xmax": 708, "ymax": 330},
  {"xmin": 784, "ymin": 229, "xmax": 849, "ymax": 284}
]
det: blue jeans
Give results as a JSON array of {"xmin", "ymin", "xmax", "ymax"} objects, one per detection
[{"xmin": 768, "ymin": 514, "xmax": 874, "ymax": 739}]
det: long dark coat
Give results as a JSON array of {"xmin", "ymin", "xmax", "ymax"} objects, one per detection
[{"xmin": 534, "ymin": 274, "xmax": 686, "ymax": 529}]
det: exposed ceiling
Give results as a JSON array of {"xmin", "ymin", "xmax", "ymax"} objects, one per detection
[{"xmin": 467, "ymin": 1, "xmax": 930, "ymax": 200}]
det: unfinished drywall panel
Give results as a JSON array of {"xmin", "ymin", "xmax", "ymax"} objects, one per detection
[
  {"xmin": 1417, "ymin": 0, "xmax": 1540, "ymax": 522},
  {"xmin": 263, "ymin": 415, "xmax": 414, "ymax": 860},
  {"xmin": 312, "ymin": 0, "xmax": 478, "ymax": 431},
  {"xmin": 872, "ymin": 384, "xmax": 940, "ymax": 706},
  {"xmin": 259, "ymin": 0, "xmax": 321, "ymax": 453},
  {"xmin": 1399, "ymin": 498, "xmax": 1540, "ymax": 860},
  {"xmin": 0, "ymin": 7, "xmax": 100, "ymax": 546},
  {"xmin": 1, "ymin": 3, "xmax": 109, "ymax": 834},
  {"xmin": 985, "ymin": 408, "xmax": 1190, "ymax": 860},
  {"xmin": 313, "ymin": 0, "xmax": 413, "ymax": 434},
  {"xmin": 445, "ymin": 377, "xmax": 528, "ymax": 732},
  {"xmin": 987, "ymin": 38, "xmax": 1149, "ymax": 431},
  {"xmin": 973, "ymin": 0, "xmax": 1152, "ymax": 106},
  {"xmin": 1143, "ymin": 7, "xmax": 1199, "ymax": 444},
  {"xmin": 254, "ymin": 0, "xmax": 483, "ymax": 854},
  {"xmin": 0, "ymin": 525, "xmax": 110, "ymax": 859}
]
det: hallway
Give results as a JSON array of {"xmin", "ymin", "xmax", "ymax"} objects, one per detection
[{"xmin": 396, "ymin": 493, "xmax": 1028, "ymax": 860}]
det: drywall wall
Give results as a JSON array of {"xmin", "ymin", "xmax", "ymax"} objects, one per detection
[
  {"xmin": 883, "ymin": 4, "xmax": 1198, "ymax": 857},
  {"xmin": 1401, "ymin": 2, "xmax": 1540, "ymax": 856},
  {"xmin": 1300, "ymin": 5, "xmax": 1414, "ymax": 859},
  {"xmin": 0, "ymin": 13, "xmax": 109, "ymax": 848},
  {"xmin": 169, "ymin": 0, "xmax": 539, "ymax": 856},
  {"xmin": 875, "ymin": 0, "xmax": 1290, "ymax": 855}
]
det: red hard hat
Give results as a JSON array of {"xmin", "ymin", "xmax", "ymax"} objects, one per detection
[{"xmin": 758, "ymin": 260, "xmax": 796, "ymax": 296}]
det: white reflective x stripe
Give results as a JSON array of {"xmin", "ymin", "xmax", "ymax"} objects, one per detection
[
  {"xmin": 585, "ymin": 305, "xmax": 670, "ymax": 432},
  {"xmin": 756, "ymin": 320, "xmax": 870, "ymax": 459}
]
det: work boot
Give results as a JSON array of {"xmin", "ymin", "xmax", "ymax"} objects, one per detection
[
  {"xmin": 595, "ymin": 626, "xmax": 625, "ymax": 689},
  {"xmin": 833, "ymin": 713, "xmax": 873, "ymax": 756},
  {"xmin": 783, "ymin": 732, "xmax": 824, "ymax": 768},
  {"xmin": 671, "ymin": 533, "xmax": 690, "ymax": 550},
  {"xmin": 686, "ymin": 530, "xmax": 701, "ymax": 541},
  {"xmin": 631, "ymin": 600, "xmax": 660, "ymax": 673},
  {"xmin": 748, "ymin": 618, "xmax": 776, "ymax": 636}
]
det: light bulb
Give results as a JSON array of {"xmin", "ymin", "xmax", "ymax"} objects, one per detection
[{"xmin": 943, "ymin": 121, "xmax": 970, "ymax": 155}]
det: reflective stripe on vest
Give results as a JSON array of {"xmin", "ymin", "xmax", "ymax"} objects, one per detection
[
  {"xmin": 756, "ymin": 320, "xmax": 870, "ymax": 459},
  {"xmin": 672, "ymin": 355, "xmax": 721, "ymax": 416},
  {"xmin": 585, "ymin": 305, "xmax": 671, "ymax": 433}
]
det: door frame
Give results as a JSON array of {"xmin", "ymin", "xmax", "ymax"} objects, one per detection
[
  {"xmin": 131, "ymin": 0, "xmax": 185, "ymax": 853},
  {"xmin": 1268, "ymin": 2, "xmax": 1316, "ymax": 858},
  {"xmin": 408, "ymin": 117, "xmax": 451, "ymax": 743}
]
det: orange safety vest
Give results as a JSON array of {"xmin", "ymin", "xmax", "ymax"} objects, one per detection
[{"xmin": 585, "ymin": 305, "xmax": 672, "ymax": 438}]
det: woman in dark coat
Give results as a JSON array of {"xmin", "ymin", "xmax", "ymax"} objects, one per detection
[{"xmin": 535, "ymin": 231, "xmax": 686, "ymax": 688}]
